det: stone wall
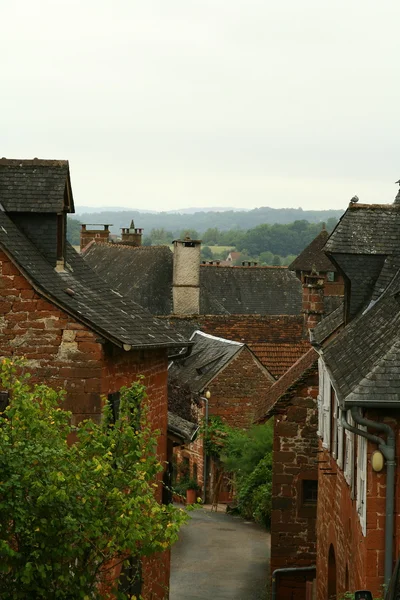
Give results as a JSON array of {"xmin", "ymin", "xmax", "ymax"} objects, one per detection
[
  {"xmin": 208, "ymin": 346, "xmax": 272, "ymax": 429},
  {"xmin": 316, "ymin": 411, "xmax": 400, "ymax": 600},
  {"xmin": 0, "ymin": 249, "xmax": 171, "ymax": 599},
  {"xmin": 270, "ymin": 369, "xmax": 318, "ymax": 600}
]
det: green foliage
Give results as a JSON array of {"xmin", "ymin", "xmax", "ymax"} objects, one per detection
[
  {"xmin": 0, "ymin": 358, "xmax": 187, "ymax": 599},
  {"xmin": 200, "ymin": 245, "xmax": 213, "ymax": 260},
  {"xmin": 66, "ymin": 217, "xmax": 81, "ymax": 245},
  {"xmin": 201, "ymin": 417, "xmax": 273, "ymax": 527}
]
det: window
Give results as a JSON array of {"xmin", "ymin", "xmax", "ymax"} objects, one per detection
[
  {"xmin": 303, "ymin": 480, "xmax": 318, "ymax": 504},
  {"xmin": 327, "ymin": 271, "xmax": 336, "ymax": 282},
  {"xmin": 108, "ymin": 392, "xmax": 121, "ymax": 423}
]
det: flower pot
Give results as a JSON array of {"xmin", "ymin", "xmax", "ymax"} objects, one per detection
[{"xmin": 186, "ymin": 488, "xmax": 197, "ymax": 504}]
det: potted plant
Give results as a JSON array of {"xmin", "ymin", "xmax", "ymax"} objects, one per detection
[{"xmin": 185, "ymin": 478, "xmax": 200, "ymax": 505}]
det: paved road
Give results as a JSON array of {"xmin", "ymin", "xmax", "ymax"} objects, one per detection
[{"xmin": 170, "ymin": 507, "xmax": 270, "ymax": 600}]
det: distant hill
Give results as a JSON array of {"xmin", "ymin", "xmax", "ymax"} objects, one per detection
[{"xmin": 69, "ymin": 206, "xmax": 344, "ymax": 235}]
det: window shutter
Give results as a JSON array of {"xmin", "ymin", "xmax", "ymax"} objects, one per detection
[
  {"xmin": 356, "ymin": 427, "xmax": 367, "ymax": 536},
  {"xmin": 344, "ymin": 411, "xmax": 354, "ymax": 486},
  {"xmin": 317, "ymin": 358, "xmax": 324, "ymax": 438},
  {"xmin": 332, "ymin": 393, "xmax": 338, "ymax": 459},
  {"xmin": 337, "ymin": 407, "xmax": 344, "ymax": 468},
  {"xmin": 322, "ymin": 364, "xmax": 331, "ymax": 449}
]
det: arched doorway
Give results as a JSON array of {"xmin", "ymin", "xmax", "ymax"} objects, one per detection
[{"xmin": 328, "ymin": 544, "xmax": 337, "ymax": 600}]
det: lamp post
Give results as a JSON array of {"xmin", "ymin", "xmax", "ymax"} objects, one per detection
[{"xmin": 200, "ymin": 390, "xmax": 211, "ymax": 504}]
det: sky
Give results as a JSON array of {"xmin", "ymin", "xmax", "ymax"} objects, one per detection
[{"xmin": 1, "ymin": 0, "xmax": 400, "ymax": 212}]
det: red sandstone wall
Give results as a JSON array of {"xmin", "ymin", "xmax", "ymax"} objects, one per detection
[
  {"xmin": 316, "ymin": 411, "xmax": 400, "ymax": 600},
  {"xmin": 270, "ymin": 373, "xmax": 318, "ymax": 600},
  {"xmin": 0, "ymin": 250, "xmax": 171, "ymax": 599},
  {"xmin": 208, "ymin": 347, "xmax": 272, "ymax": 429}
]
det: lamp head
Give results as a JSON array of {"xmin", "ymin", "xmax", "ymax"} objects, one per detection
[{"xmin": 205, "ymin": 390, "xmax": 211, "ymax": 400}]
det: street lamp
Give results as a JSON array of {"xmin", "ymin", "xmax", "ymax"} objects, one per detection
[{"xmin": 200, "ymin": 390, "xmax": 211, "ymax": 504}]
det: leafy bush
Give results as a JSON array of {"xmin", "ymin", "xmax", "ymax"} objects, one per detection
[
  {"xmin": 235, "ymin": 454, "xmax": 273, "ymax": 526},
  {"xmin": 0, "ymin": 358, "xmax": 187, "ymax": 599}
]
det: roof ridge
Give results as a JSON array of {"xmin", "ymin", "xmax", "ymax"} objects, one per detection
[{"xmin": 0, "ymin": 158, "xmax": 68, "ymax": 167}]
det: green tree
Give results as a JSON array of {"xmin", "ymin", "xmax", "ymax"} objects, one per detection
[
  {"xmin": 0, "ymin": 359, "xmax": 186, "ymax": 599},
  {"xmin": 66, "ymin": 217, "xmax": 81, "ymax": 245},
  {"xmin": 201, "ymin": 246, "xmax": 213, "ymax": 260}
]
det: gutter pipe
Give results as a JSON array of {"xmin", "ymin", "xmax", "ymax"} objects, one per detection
[
  {"xmin": 271, "ymin": 566, "xmax": 316, "ymax": 600},
  {"xmin": 342, "ymin": 407, "xmax": 395, "ymax": 587}
]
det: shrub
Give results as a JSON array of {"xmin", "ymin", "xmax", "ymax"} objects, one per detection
[{"xmin": 0, "ymin": 358, "xmax": 187, "ymax": 599}]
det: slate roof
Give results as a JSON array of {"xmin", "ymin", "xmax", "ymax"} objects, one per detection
[
  {"xmin": 83, "ymin": 242, "xmax": 173, "ymax": 315},
  {"xmin": 325, "ymin": 203, "xmax": 400, "ymax": 256},
  {"xmin": 168, "ymin": 411, "xmax": 199, "ymax": 443},
  {"xmin": 199, "ymin": 265, "xmax": 302, "ymax": 315},
  {"xmin": 164, "ymin": 314, "xmax": 310, "ymax": 379},
  {"xmin": 0, "ymin": 210, "xmax": 187, "ymax": 350},
  {"xmin": 169, "ymin": 330, "xmax": 244, "ymax": 393},
  {"xmin": 288, "ymin": 229, "xmax": 336, "ymax": 272},
  {"xmin": 0, "ymin": 159, "xmax": 74, "ymax": 213},
  {"xmin": 83, "ymin": 244, "xmax": 303, "ymax": 316},
  {"xmin": 317, "ymin": 201, "xmax": 400, "ymax": 407},
  {"xmin": 256, "ymin": 347, "xmax": 318, "ymax": 422},
  {"xmin": 311, "ymin": 304, "xmax": 344, "ymax": 346}
]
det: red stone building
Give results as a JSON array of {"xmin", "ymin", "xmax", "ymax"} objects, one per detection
[
  {"xmin": 169, "ymin": 330, "xmax": 274, "ymax": 502},
  {"xmin": 0, "ymin": 158, "xmax": 189, "ymax": 600},
  {"xmin": 311, "ymin": 195, "xmax": 400, "ymax": 598},
  {"xmin": 257, "ymin": 348, "xmax": 319, "ymax": 600}
]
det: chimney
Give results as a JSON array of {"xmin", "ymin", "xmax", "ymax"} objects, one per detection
[
  {"xmin": 302, "ymin": 269, "xmax": 325, "ymax": 330},
  {"xmin": 172, "ymin": 236, "xmax": 202, "ymax": 314},
  {"xmin": 120, "ymin": 220, "xmax": 143, "ymax": 246},
  {"xmin": 80, "ymin": 224, "xmax": 111, "ymax": 251}
]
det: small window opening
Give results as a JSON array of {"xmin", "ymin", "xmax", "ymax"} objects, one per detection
[{"xmin": 303, "ymin": 480, "xmax": 318, "ymax": 504}]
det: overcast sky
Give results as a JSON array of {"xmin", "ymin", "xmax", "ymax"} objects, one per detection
[{"xmin": 1, "ymin": 1, "xmax": 400, "ymax": 212}]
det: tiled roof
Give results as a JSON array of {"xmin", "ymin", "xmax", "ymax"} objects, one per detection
[
  {"xmin": 169, "ymin": 331, "xmax": 244, "ymax": 393},
  {"xmin": 288, "ymin": 229, "xmax": 336, "ymax": 272},
  {"xmin": 164, "ymin": 314, "xmax": 309, "ymax": 379},
  {"xmin": 200, "ymin": 265, "xmax": 302, "ymax": 315},
  {"xmin": 83, "ymin": 242, "xmax": 173, "ymax": 315},
  {"xmin": 256, "ymin": 347, "xmax": 318, "ymax": 422},
  {"xmin": 248, "ymin": 341, "xmax": 311, "ymax": 378},
  {"xmin": 0, "ymin": 159, "xmax": 74, "ymax": 213},
  {"xmin": 0, "ymin": 211, "xmax": 187, "ymax": 350}
]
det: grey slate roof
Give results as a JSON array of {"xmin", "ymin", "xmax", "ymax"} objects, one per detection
[
  {"xmin": 311, "ymin": 304, "xmax": 344, "ymax": 346},
  {"xmin": 199, "ymin": 266, "xmax": 302, "ymax": 315},
  {"xmin": 169, "ymin": 330, "xmax": 244, "ymax": 393},
  {"xmin": 83, "ymin": 243, "xmax": 173, "ymax": 315},
  {"xmin": 325, "ymin": 203, "xmax": 400, "ymax": 256},
  {"xmin": 0, "ymin": 210, "xmax": 187, "ymax": 350},
  {"xmin": 0, "ymin": 159, "xmax": 74, "ymax": 213},
  {"xmin": 168, "ymin": 411, "xmax": 199, "ymax": 443},
  {"xmin": 317, "ymin": 201, "xmax": 400, "ymax": 407},
  {"xmin": 288, "ymin": 229, "xmax": 336, "ymax": 272},
  {"xmin": 83, "ymin": 244, "xmax": 303, "ymax": 316}
]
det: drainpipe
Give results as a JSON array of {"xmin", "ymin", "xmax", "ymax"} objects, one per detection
[
  {"xmin": 271, "ymin": 566, "xmax": 316, "ymax": 600},
  {"xmin": 342, "ymin": 408, "xmax": 395, "ymax": 587}
]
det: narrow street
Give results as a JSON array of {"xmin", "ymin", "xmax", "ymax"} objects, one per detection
[{"xmin": 170, "ymin": 507, "xmax": 270, "ymax": 600}]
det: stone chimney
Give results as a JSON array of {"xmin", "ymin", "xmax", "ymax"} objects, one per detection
[
  {"xmin": 80, "ymin": 224, "xmax": 111, "ymax": 251},
  {"xmin": 120, "ymin": 220, "xmax": 143, "ymax": 246},
  {"xmin": 302, "ymin": 269, "xmax": 325, "ymax": 330},
  {"xmin": 172, "ymin": 236, "xmax": 202, "ymax": 314}
]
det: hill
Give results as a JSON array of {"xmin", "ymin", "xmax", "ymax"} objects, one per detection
[{"xmin": 69, "ymin": 206, "xmax": 344, "ymax": 235}]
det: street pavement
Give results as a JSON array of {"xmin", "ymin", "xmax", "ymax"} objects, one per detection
[{"xmin": 170, "ymin": 506, "xmax": 270, "ymax": 600}]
